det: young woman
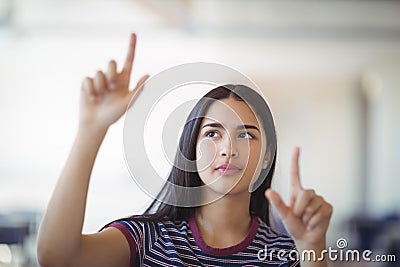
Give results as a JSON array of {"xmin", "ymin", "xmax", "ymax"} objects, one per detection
[{"xmin": 37, "ymin": 33, "xmax": 333, "ymax": 267}]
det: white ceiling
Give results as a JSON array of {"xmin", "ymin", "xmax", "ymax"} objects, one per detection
[{"xmin": 1, "ymin": 0, "xmax": 400, "ymax": 39}]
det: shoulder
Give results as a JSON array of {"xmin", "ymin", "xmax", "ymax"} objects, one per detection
[
  {"xmin": 106, "ymin": 217, "xmax": 190, "ymax": 266},
  {"xmin": 108, "ymin": 216, "xmax": 190, "ymax": 243}
]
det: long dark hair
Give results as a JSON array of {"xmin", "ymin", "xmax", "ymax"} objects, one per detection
[{"xmin": 104, "ymin": 84, "xmax": 277, "ymax": 229}]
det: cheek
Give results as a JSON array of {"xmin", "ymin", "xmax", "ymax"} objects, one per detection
[
  {"xmin": 246, "ymin": 145, "xmax": 265, "ymax": 185},
  {"xmin": 237, "ymin": 142, "xmax": 250, "ymax": 158},
  {"xmin": 242, "ymin": 144, "xmax": 262, "ymax": 170},
  {"xmin": 196, "ymin": 139, "xmax": 217, "ymax": 172}
]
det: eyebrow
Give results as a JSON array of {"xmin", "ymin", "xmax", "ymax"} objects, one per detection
[{"xmin": 202, "ymin": 122, "xmax": 260, "ymax": 133}]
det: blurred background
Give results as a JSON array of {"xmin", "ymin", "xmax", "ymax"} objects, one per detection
[{"xmin": 0, "ymin": 0, "xmax": 399, "ymax": 266}]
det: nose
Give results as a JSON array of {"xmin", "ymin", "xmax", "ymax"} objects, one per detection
[{"xmin": 220, "ymin": 137, "xmax": 238, "ymax": 158}]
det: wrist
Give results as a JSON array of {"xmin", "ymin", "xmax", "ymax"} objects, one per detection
[
  {"xmin": 77, "ymin": 121, "xmax": 108, "ymax": 139},
  {"xmin": 294, "ymin": 235, "xmax": 326, "ymax": 250},
  {"xmin": 295, "ymin": 239, "xmax": 327, "ymax": 267},
  {"xmin": 295, "ymin": 241, "xmax": 326, "ymax": 256}
]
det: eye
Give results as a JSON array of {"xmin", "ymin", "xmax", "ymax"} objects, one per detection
[
  {"xmin": 205, "ymin": 130, "xmax": 220, "ymax": 138},
  {"xmin": 238, "ymin": 132, "xmax": 254, "ymax": 139}
]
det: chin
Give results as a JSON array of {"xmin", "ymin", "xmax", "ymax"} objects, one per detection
[{"xmin": 204, "ymin": 182, "xmax": 250, "ymax": 197}]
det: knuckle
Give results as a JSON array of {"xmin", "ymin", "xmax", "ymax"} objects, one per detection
[
  {"xmin": 305, "ymin": 190, "xmax": 315, "ymax": 199},
  {"xmin": 305, "ymin": 206, "xmax": 313, "ymax": 214},
  {"xmin": 327, "ymin": 203, "xmax": 333, "ymax": 213},
  {"xmin": 314, "ymin": 212, "xmax": 322, "ymax": 221}
]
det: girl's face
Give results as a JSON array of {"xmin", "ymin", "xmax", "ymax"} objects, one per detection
[{"xmin": 196, "ymin": 97, "xmax": 270, "ymax": 197}]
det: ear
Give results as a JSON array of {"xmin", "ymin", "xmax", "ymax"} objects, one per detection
[{"xmin": 262, "ymin": 145, "xmax": 271, "ymax": 169}]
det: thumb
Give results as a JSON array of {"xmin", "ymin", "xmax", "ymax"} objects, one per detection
[
  {"xmin": 125, "ymin": 74, "xmax": 149, "ymax": 109},
  {"xmin": 265, "ymin": 189, "xmax": 290, "ymax": 221}
]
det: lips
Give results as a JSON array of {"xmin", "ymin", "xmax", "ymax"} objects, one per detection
[{"xmin": 215, "ymin": 164, "xmax": 242, "ymax": 176}]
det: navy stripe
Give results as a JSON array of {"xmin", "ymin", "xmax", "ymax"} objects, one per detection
[{"xmin": 109, "ymin": 216, "xmax": 300, "ymax": 267}]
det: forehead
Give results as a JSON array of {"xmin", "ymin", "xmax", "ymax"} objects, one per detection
[{"xmin": 201, "ymin": 97, "xmax": 260, "ymax": 127}]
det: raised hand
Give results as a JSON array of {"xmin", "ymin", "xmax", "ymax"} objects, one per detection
[
  {"xmin": 265, "ymin": 147, "xmax": 333, "ymax": 247},
  {"xmin": 80, "ymin": 33, "xmax": 149, "ymax": 130}
]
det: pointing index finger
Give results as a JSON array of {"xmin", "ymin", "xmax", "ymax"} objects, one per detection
[
  {"xmin": 290, "ymin": 147, "xmax": 303, "ymax": 190},
  {"xmin": 122, "ymin": 33, "xmax": 136, "ymax": 74}
]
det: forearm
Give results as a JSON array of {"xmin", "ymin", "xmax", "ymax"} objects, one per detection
[{"xmin": 37, "ymin": 124, "xmax": 107, "ymax": 265}]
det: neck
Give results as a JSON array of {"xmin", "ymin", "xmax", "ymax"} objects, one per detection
[{"xmin": 196, "ymin": 191, "xmax": 252, "ymax": 235}]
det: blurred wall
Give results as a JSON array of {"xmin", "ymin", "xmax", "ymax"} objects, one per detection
[{"xmin": 0, "ymin": 0, "xmax": 399, "ymax": 249}]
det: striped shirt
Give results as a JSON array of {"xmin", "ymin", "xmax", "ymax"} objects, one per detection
[{"xmin": 109, "ymin": 215, "xmax": 300, "ymax": 266}]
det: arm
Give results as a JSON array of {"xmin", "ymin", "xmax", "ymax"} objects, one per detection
[
  {"xmin": 266, "ymin": 147, "xmax": 333, "ymax": 267},
  {"xmin": 36, "ymin": 33, "xmax": 149, "ymax": 267}
]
